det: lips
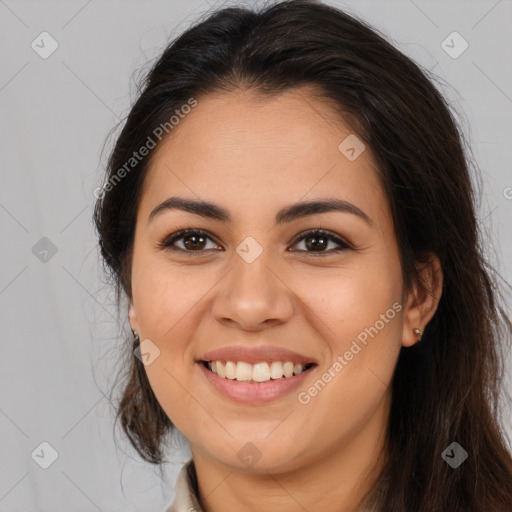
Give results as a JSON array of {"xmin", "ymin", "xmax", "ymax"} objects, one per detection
[
  {"xmin": 198, "ymin": 345, "xmax": 318, "ymax": 365},
  {"xmin": 196, "ymin": 344, "xmax": 318, "ymax": 403},
  {"xmin": 197, "ymin": 358, "xmax": 317, "ymax": 404}
]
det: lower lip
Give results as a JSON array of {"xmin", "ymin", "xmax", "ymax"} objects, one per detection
[{"xmin": 197, "ymin": 362, "xmax": 317, "ymax": 404}]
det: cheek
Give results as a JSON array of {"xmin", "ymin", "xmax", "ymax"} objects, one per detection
[
  {"xmin": 297, "ymin": 260, "xmax": 401, "ymax": 345},
  {"xmin": 132, "ymin": 261, "xmax": 218, "ymax": 428},
  {"xmin": 143, "ymin": 358, "xmax": 203, "ymax": 437},
  {"xmin": 132, "ymin": 254, "xmax": 215, "ymax": 342},
  {"xmin": 293, "ymin": 259, "xmax": 402, "ymax": 405}
]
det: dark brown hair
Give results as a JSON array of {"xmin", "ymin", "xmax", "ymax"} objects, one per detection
[{"xmin": 93, "ymin": 1, "xmax": 512, "ymax": 509}]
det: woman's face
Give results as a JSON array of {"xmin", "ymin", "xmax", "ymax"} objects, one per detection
[{"xmin": 128, "ymin": 88, "xmax": 422, "ymax": 474}]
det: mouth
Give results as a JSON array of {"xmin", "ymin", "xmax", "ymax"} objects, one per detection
[
  {"xmin": 197, "ymin": 358, "xmax": 318, "ymax": 404},
  {"xmin": 200, "ymin": 360, "xmax": 318, "ymax": 383},
  {"xmin": 196, "ymin": 345, "xmax": 319, "ymax": 403}
]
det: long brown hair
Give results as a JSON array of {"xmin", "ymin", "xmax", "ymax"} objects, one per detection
[{"xmin": 93, "ymin": 1, "xmax": 512, "ymax": 509}]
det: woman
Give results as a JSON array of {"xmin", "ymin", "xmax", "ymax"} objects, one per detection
[{"xmin": 93, "ymin": 1, "xmax": 512, "ymax": 510}]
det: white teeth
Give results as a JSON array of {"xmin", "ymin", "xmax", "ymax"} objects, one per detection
[
  {"xmin": 252, "ymin": 362, "xmax": 271, "ymax": 382},
  {"xmin": 270, "ymin": 361, "xmax": 284, "ymax": 379},
  {"xmin": 206, "ymin": 360, "xmax": 310, "ymax": 382},
  {"xmin": 235, "ymin": 361, "xmax": 253, "ymax": 381},
  {"xmin": 225, "ymin": 361, "xmax": 236, "ymax": 379},
  {"xmin": 294, "ymin": 363, "xmax": 304, "ymax": 375},
  {"xmin": 217, "ymin": 361, "xmax": 226, "ymax": 378},
  {"xmin": 283, "ymin": 361, "xmax": 294, "ymax": 378}
]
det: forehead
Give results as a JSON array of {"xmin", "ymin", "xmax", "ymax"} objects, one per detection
[{"xmin": 139, "ymin": 88, "xmax": 388, "ymax": 228}]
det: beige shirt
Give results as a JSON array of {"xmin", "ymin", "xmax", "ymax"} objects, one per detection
[
  {"xmin": 165, "ymin": 459, "xmax": 202, "ymax": 512},
  {"xmin": 165, "ymin": 458, "xmax": 385, "ymax": 512}
]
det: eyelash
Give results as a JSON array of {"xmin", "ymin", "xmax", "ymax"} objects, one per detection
[{"xmin": 157, "ymin": 228, "xmax": 353, "ymax": 256}]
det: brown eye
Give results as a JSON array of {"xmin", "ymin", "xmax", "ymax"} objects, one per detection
[
  {"xmin": 158, "ymin": 229, "xmax": 221, "ymax": 253},
  {"xmin": 158, "ymin": 228, "xmax": 351, "ymax": 256},
  {"xmin": 290, "ymin": 229, "xmax": 351, "ymax": 255},
  {"xmin": 181, "ymin": 232, "xmax": 207, "ymax": 250}
]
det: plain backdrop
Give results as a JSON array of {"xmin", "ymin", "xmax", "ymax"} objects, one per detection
[{"xmin": 0, "ymin": 0, "xmax": 511, "ymax": 510}]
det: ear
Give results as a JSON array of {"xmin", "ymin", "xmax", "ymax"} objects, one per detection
[
  {"xmin": 401, "ymin": 253, "xmax": 443, "ymax": 348},
  {"xmin": 128, "ymin": 301, "xmax": 140, "ymax": 336}
]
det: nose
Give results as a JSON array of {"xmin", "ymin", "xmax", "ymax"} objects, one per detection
[{"xmin": 210, "ymin": 247, "xmax": 294, "ymax": 332}]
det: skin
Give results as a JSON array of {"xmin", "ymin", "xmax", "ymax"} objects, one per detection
[{"xmin": 128, "ymin": 87, "xmax": 443, "ymax": 512}]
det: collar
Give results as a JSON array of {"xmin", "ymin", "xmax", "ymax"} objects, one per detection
[{"xmin": 165, "ymin": 459, "xmax": 203, "ymax": 512}]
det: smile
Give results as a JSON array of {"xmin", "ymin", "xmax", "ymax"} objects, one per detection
[
  {"xmin": 197, "ymin": 360, "xmax": 318, "ymax": 404},
  {"xmin": 204, "ymin": 360, "xmax": 316, "ymax": 382}
]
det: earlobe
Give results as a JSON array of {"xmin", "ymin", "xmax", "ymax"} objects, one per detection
[{"xmin": 401, "ymin": 254, "xmax": 443, "ymax": 348}]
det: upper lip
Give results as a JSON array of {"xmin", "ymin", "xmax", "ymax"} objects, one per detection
[{"xmin": 198, "ymin": 345, "xmax": 318, "ymax": 365}]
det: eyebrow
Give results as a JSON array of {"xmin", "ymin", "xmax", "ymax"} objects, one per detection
[{"xmin": 148, "ymin": 196, "xmax": 373, "ymax": 227}]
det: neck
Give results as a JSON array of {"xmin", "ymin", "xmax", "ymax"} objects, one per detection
[{"xmin": 190, "ymin": 392, "xmax": 391, "ymax": 512}]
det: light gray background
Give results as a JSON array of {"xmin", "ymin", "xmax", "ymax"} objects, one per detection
[{"xmin": 1, "ymin": 0, "xmax": 511, "ymax": 510}]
